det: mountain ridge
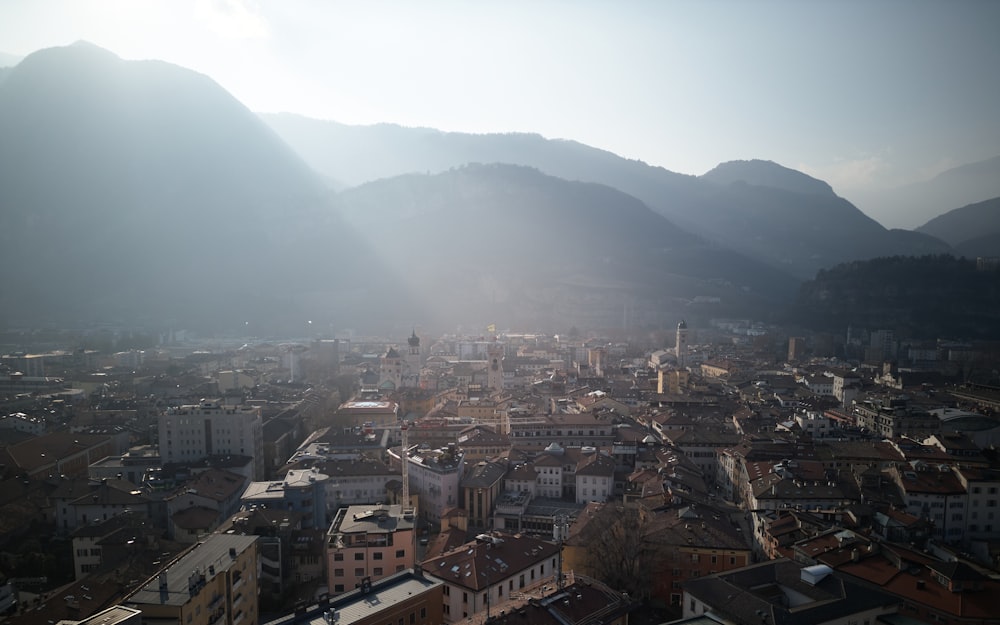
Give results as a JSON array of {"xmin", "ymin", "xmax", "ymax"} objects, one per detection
[{"xmin": 263, "ymin": 114, "xmax": 952, "ymax": 278}]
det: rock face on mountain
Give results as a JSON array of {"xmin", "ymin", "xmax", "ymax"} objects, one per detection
[{"xmin": 263, "ymin": 116, "xmax": 951, "ymax": 279}]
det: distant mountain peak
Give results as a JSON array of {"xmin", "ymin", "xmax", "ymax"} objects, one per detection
[{"xmin": 701, "ymin": 159, "xmax": 836, "ymax": 197}]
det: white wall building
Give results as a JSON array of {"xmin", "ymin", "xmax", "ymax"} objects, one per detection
[{"xmin": 158, "ymin": 399, "xmax": 264, "ymax": 479}]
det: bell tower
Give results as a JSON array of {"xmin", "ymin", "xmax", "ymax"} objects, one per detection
[
  {"xmin": 675, "ymin": 320, "xmax": 689, "ymax": 368},
  {"xmin": 486, "ymin": 341, "xmax": 504, "ymax": 392}
]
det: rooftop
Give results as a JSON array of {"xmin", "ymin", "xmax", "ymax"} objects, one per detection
[{"xmin": 127, "ymin": 534, "xmax": 257, "ymax": 607}]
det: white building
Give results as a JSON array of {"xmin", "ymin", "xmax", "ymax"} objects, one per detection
[
  {"xmin": 421, "ymin": 532, "xmax": 560, "ymax": 623},
  {"xmin": 388, "ymin": 444, "xmax": 464, "ymax": 527},
  {"xmin": 795, "ymin": 411, "xmax": 835, "ymax": 438},
  {"xmin": 158, "ymin": 399, "xmax": 264, "ymax": 479}
]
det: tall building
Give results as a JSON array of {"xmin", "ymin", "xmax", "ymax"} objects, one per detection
[
  {"xmin": 404, "ymin": 329, "xmax": 422, "ymax": 388},
  {"xmin": 675, "ymin": 320, "xmax": 689, "ymax": 367},
  {"xmin": 486, "ymin": 342, "xmax": 504, "ymax": 392},
  {"xmin": 158, "ymin": 400, "xmax": 265, "ymax": 480},
  {"xmin": 788, "ymin": 336, "xmax": 806, "ymax": 362},
  {"xmin": 379, "ymin": 347, "xmax": 403, "ymax": 392},
  {"xmin": 126, "ymin": 533, "xmax": 260, "ymax": 625}
]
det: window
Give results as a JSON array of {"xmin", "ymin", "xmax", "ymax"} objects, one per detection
[
  {"xmin": 373, "ymin": 552, "xmax": 383, "ymax": 560},
  {"xmin": 334, "ymin": 568, "xmax": 344, "ymax": 576},
  {"xmin": 334, "ymin": 553, "xmax": 344, "ymax": 561},
  {"xmin": 374, "ymin": 567, "xmax": 383, "ymax": 576},
  {"xmin": 396, "ymin": 549, "xmax": 405, "ymax": 557},
  {"xmin": 354, "ymin": 567, "xmax": 364, "ymax": 576}
]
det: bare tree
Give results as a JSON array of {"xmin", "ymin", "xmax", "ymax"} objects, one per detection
[{"xmin": 579, "ymin": 503, "xmax": 664, "ymax": 599}]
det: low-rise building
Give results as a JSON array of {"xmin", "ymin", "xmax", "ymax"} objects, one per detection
[
  {"xmin": 240, "ymin": 466, "xmax": 329, "ymax": 529},
  {"xmin": 682, "ymin": 559, "xmax": 899, "ymax": 624},
  {"xmin": 263, "ymin": 569, "xmax": 444, "ymax": 625},
  {"xmin": 421, "ymin": 531, "xmax": 560, "ymax": 623}
]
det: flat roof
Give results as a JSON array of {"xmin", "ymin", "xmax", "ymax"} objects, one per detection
[
  {"xmin": 128, "ymin": 534, "xmax": 257, "ymax": 607},
  {"xmin": 263, "ymin": 571, "xmax": 442, "ymax": 625}
]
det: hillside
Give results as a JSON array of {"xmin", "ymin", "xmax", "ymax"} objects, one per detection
[
  {"xmin": 916, "ymin": 197, "xmax": 1000, "ymax": 254},
  {"xmin": 856, "ymin": 156, "xmax": 1000, "ymax": 229},
  {"xmin": 792, "ymin": 255, "xmax": 1000, "ymax": 339},
  {"xmin": 700, "ymin": 159, "xmax": 836, "ymax": 197},
  {"xmin": 335, "ymin": 164, "xmax": 800, "ymax": 329}
]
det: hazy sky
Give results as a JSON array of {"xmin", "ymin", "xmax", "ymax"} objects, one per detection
[{"xmin": 2, "ymin": 0, "xmax": 998, "ymax": 197}]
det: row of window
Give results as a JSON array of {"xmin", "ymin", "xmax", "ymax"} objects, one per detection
[{"xmin": 333, "ymin": 549, "xmax": 406, "ymax": 561}]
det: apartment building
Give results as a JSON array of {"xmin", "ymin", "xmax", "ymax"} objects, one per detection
[
  {"xmin": 126, "ymin": 533, "xmax": 259, "ymax": 625},
  {"xmin": 158, "ymin": 400, "xmax": 264, "ymax": 479},
  {"xmin": 507, "ymin": 412, "xmax": 615, "ymax": 452},
  {"xmin": 326, "ymin": 504, "xmax": 417, "ymax": 595},
  {"xmin": 240, "ymin": 466, "xmax": 329, "ymax": 529},
  {"xmin": 389, "ymin": 443, "xmax": 464, "ymax": 526}
]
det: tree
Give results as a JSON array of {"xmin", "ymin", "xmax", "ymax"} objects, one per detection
[{"xmin": 578, "ymin": 503, "xmax": 666, "ymax": 599}]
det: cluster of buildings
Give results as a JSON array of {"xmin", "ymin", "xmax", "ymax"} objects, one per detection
[{"xmin": 1, "ymin": 321, "xmax": 1000, "ymax": 624}]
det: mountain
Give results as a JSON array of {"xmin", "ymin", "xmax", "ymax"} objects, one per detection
[
  {"xmin": 856, "ymin": 156, "xmax": 1000, "ymax": 230},
  {"xmin": 262, "ymin": 115, "xmax": 950, "ymax": 279},
  {"xmin": 0, "ymin": 43, "xmax": 795, "ymax": 334},
  {"xmin": 700, "ymin": 159, "xmax": 835, "ymax": 196},
  {"xmin": 335, "ymin": 163, "xmax": 800, "ymax": 329},
  {"xmin": 0, "ymin": 43, "xmax": 409, "ymax": 333},
  {"xmin": 915, "ymin": 197, "xmax": 1000, "ymax": 255}
]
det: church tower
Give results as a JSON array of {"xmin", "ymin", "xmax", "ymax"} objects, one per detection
[
  {"xmin": 404, "ymin": 329, "xmax": 421, "ymax": 388},
  {"xmin": 675, "ymin": 320, "xmax": 689, "ymax": 368},
  {"xmin": 486, "ymin": 341, "xmax": 504, "ymax": 392},
  {"xmin": 379, "ymin": 346, "xmax": 402, "ymax": 392}
]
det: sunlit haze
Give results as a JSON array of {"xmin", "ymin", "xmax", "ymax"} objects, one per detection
[{"xmin": 2, "ymin": 0, "xmax": 998, "ymax": 202}]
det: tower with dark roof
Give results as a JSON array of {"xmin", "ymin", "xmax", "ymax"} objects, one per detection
[{"xmin": 403, "ymin": 329, "xmax": 421, "ymax": 388}]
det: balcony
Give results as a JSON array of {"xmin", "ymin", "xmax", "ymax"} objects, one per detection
[{"xmin": 209, "ymin": 594, "xmax": 224, "ymax": 612}]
